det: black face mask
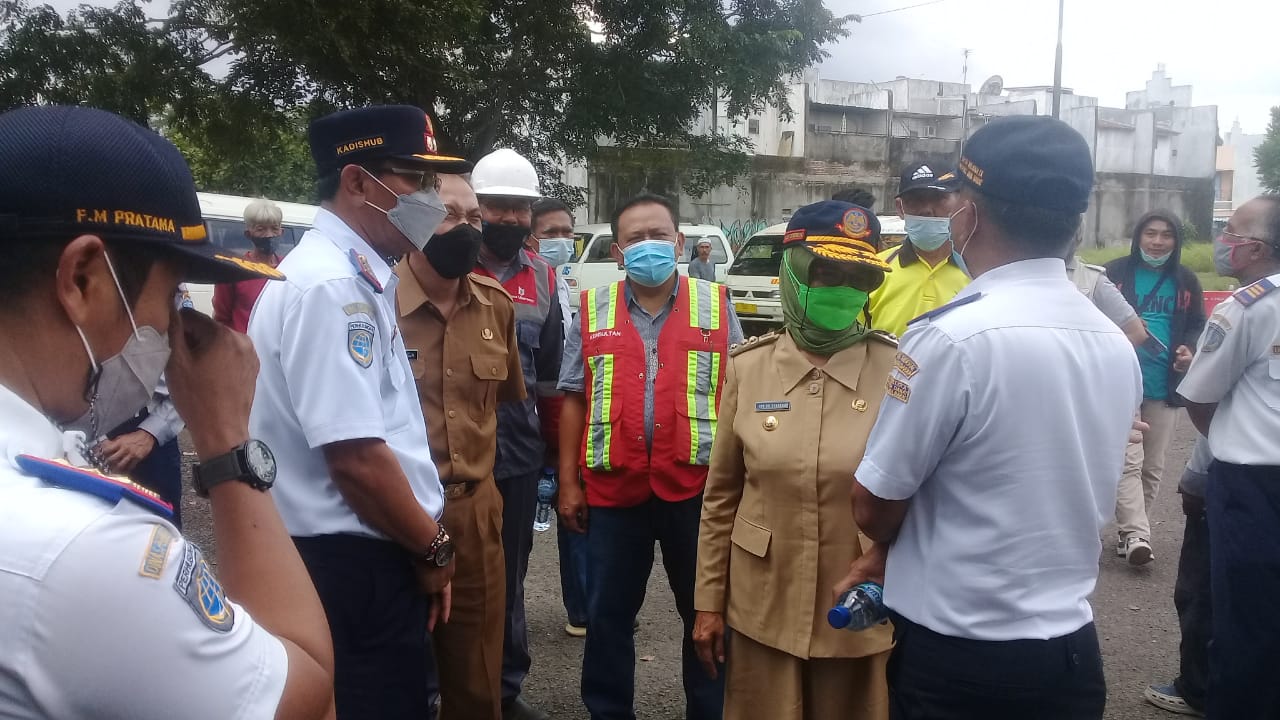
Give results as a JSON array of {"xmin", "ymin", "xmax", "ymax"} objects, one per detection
[
  {"xmin": 481, "ymin": 222, "xmax": 530, "ymax": 261},
  {"xmin": 252, "ymin": 238, "xmax": 276, "ymax": 255},
  {"xmin": 425, "ymin": 224, "xmax": 483, "ymax": 279}
]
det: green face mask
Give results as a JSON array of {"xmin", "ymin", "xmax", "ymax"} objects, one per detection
[{"xmin": 781, "ymin": 250, "xmax": 872, "ymax": 354}]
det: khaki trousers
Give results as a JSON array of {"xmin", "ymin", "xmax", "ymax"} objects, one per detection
[
  {"xmin": 434, "ymin": 479, "xmax": 507, "ymax": 720},
  {"xmin": 1115, "ymin": 399, "xmax": 1180, "ymax": 540},
  {"xmin": 724, "ymin": 631, "xmax": 889, "ymax": 720}
]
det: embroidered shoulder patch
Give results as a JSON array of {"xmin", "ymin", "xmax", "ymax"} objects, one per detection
[
  {"xmin": 894, "ymin": 351, "xmax": 919, "ymax": 379},
  {"xmin": 886, "ymin": 376, "xmax": 911, "ymax": 403},
  {"xmin": 173, "ymin": 544, "xmax": 234, "ymax": 632},
  {"xmin": 139, "ymin": 524, "xmax": 175, "ymax": 579},
  {"xmin": 1201, "ymin": 322, "xmax": 1227, "ymax": 353},
  {"xmin": 348, "ymin": 320, "xmax": 375, "ymax": 368}
]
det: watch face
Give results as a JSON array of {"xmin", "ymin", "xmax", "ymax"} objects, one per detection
[
  {"xmin": 434, "ymin": 541, "xmax": 455, "ymax": 567},
  {"xmin": 245, "ymin": 440, "xmax": 277, "ymax": 486}
]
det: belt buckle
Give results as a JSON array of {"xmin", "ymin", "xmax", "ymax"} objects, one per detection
[{"xmin": 444, "ymin": 482, "xmax": 472, "ymax": 500}]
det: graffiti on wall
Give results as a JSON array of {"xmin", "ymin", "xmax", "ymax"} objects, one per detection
[{"xmin": 713, "ymin": 218, "xmax": 773, "ymax": 250}]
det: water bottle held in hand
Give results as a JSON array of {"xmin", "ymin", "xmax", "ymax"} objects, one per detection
[
  {"xmin": 534, "ymin": 467, "xmax": 557, "ymax": 532},
  {"xmin": 828, "ymin": 582, "xmax": 887, "ymax": 631}
]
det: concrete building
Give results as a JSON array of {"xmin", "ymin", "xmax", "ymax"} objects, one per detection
[
  {"xmin": 579, "ymin": 68, "xmax": 1218, "ymax": 249},
  {"xmin": 1221, "ymin": 118, "xmax": 1267, "ymax": 210}
]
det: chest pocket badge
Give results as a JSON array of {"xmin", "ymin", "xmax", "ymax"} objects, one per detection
[{"xmin": 348, "ymin": 321, "xmax": 375, "ymax": 368}]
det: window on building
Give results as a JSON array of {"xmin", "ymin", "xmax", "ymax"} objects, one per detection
[{"xmin": 748, "ymin": 118, "xmax": 760, "ymax": 135}]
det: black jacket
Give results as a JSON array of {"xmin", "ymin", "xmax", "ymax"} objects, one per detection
[{"xmin": 1103, "ymin": 210, "xmax": 1206, "ymax": 406}]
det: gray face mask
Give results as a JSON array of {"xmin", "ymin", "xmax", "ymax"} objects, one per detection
[
  {"xmin": 64, "ymin": 252, "xmax": 171, "ymax": 444},
  {"xmin": 364, "ymin": 169, "xmax": 449, "ymax": 251}
]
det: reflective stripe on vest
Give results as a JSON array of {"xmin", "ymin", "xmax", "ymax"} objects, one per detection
[{"xmin": 684, "ymin": 279, "xmax": 721, "ymax": 465}]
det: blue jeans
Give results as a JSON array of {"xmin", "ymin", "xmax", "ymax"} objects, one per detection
[
  {"xmin": 558, "ymin": 519, "xmax": 589, "ymax": 627},
  {"xmin": 582, "ymin": 495, "xmax": 724, "ymax": 720}
]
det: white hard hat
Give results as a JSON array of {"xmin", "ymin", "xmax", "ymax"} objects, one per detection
[{"xmin": 472, "ymin": 148, "xmax": 541, "ymax": 199}]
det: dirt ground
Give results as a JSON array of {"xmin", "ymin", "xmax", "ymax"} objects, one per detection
[{"xmin": 183, "ymin": 417, "xmax": 1200, "ymax": 719}]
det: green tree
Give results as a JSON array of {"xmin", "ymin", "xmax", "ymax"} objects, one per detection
[{"xmin": 1256, "ymin": 106, "xmax": 1280, "ymax": 193}]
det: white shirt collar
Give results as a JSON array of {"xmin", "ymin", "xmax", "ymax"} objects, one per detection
[
  {"xmin": 965, "ymin": 257, "xmax": 1068, "ymax": 296},
  {"xmin": 0, "ymin": 384, "xmax": 67, "ymax": 469},
  {"xmin": 312, "ymin": 208, "xmax": 395, "ymax": 288}
]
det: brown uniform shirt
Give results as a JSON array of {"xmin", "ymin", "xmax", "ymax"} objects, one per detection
[
  {"xmin": 695, "ymin": 330, "xmax": 897, "ymax": 660},
  {"xmin": 396, "ymin": 265, "xmax": 525, "ymax": 483}
]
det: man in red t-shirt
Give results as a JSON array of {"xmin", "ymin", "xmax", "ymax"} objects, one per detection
[{"xmin": 212, "ymin": 199, "xmax": 285, "ymax": 332}]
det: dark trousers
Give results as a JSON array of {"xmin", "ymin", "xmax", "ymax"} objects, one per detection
[
  {"xmin": 582, "ymin": 495, "xmax": 724, "ymax": 720},
  {"xmin": 1173, "ymin": 497, "xmax": 1211, "ymax": 712},
  {"xmin": 558, "ymin": 518, "xmax": 589, "ymax": 627},
  {"xmin": 497, "ymin": 470, "xmax": 539, "ymax": 702},
  {"xmin": 294, "ymin": 534, "xmax": 434, "ymax": 720},
  {"xmin": 132, "ymin": 438, "xmax": 183, "ymax": 529},
  {"xmin": 1206, "ymin": 461, "xmax": 1280, "ymax": 720},
  {"xmin": 886, "ymin": 612, "xmax": 1105, "ymax": 720}
]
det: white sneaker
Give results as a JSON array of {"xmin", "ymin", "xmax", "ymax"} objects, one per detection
[{"xmin": 1125, "ymin": 536, "xmax": 1155, "ymax": 566}]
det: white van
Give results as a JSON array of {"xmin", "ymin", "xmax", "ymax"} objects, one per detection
[
  {"xmin": 187, "ymin": 192, "xmax": 319, "ymax": 316},
  {"xmin": 725, "ymin": 215, "xmax": 906, "ymax": 329},
  {"xmin": 561, "ymin": 223, "xmax": 734, "ymax": 309}
]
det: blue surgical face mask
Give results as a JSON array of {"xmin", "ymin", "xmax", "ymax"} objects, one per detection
[
  {"xmin": 622, "ymin": 239, "xmax": 678, "ymax": 287},
  {"xmin": 1140, "ymin": 248, "xmax": 1171, "ymax": 267},
  {"xmin": 948, "ymin": 203, "xmax": 976, "ymax": 277},
  {"xmin": 538, "ymin": 237, "xmax": 574, "ymax": 267},
  {"xmin": 904, "ymin": 214, "xmax": 952, "ymax": 252}
]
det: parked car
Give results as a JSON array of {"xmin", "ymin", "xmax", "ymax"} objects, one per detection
[
  {"xmin": 725, "ymin": 215, "xmax": 904, "ymax": 329},
  {"xmin": 561, "ymin": 223, "xmax": 734, "ymax": 309},
  {"xmin": 186, "ymin": 192, "xmax": 319, "ymax": 316}
]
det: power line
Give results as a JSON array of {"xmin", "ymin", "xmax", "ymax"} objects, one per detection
[{"xmin": 858, "ymin": 0, "xmax": 950, "ymax": 19}]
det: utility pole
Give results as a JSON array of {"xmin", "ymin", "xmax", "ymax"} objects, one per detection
[
  {"xmin": 1052, "ymin": 0, "xmax": 1064, "ymax": 118},
  {"xmin": 962, "ymin": 48, "xmax": 971, "ymax": 87}
]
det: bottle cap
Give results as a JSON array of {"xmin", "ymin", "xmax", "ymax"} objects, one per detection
[{"xmin": 827, "ymin": 606, "xmax": 852, "ymax": 629}]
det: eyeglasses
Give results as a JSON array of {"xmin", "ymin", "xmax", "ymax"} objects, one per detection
[
  {"xmin": 372, "ymin": 166, "xmax": 439, "ymax": 192},
  {"xmin": 1222, "ymin": 229, "xmax": 1273, "ymax": 244}
]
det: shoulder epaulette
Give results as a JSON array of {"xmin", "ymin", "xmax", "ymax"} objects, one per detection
[
  {"xmin": 16, "ymin": 454, "xmax": 173, "ymax": 518},
  {"xmin": 348, "ymin": 248, "xmax": 384, "ymax": 294},
  {"xmin": 907, "ymin": 292, "xmax": 984, "ymax": 326},
  {"xmin": 470, "ymin": 272, "xmax": 511, "ymax": 298},
  {"xmin": 730, "ymin": 331, "xmax": 781, "ymax": 357},
  {"xmin": 1232, "ymin": 276, "xmax": 1279, "ymax": 308},
  {"xmin": 867, "ymin": 329, "xmax": 899, "ymax": 347}
]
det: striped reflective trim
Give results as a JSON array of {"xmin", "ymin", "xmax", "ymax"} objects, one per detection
[
  {"xmin": 688, "ymin": 279, "xmax": 721, "ymax": 330},
  {"xmin": 586, "ymin": 283, "xmax": 620, "ymax": 333},
  {"xmin": 684, "ymin": 350, "xmax": 720, "ymax": 465},
  {"xmin": 585, "ymin": 354, "xmax": 615, "ymax": 470}
]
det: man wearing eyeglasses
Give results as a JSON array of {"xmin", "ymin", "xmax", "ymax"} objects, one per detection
[
  {"xmin": 248, "ymin": 106, "xmax": 471, "ymax": 720},
  {"xmin": 213, "ymin": 198, "xmax": 285, "ymax": 333}
]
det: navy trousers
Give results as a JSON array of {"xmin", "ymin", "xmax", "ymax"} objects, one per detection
[
  {"xmin": 1173, "ymin": 494, "xmax": 1211, "ymax": 712},
  {"xmin": 1206, "ymin": 461, "xmax": 1280, "ymax": 720},
  {"xmin": 497, "ymin": 470, "xmax": 539, "ymax": 703}
]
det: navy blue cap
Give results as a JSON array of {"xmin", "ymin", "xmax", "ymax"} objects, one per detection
[
  {"xmin": 896, "ymin": 163, "xmax": 958, "ymax": 197},
  {"xmin": 0, "ymin": 105, "xmax": 284, "ymax": 284},
  {"xmin": 957, "ymin": 115, "xmax": 1094, "ymax": 214},
  {"xmin": 308, "ymin": 105, "xmax": 472, "ymax": 177},
  {"xmin": 783, "ymin": 201, "xmax": 891, "ymax": 272}
]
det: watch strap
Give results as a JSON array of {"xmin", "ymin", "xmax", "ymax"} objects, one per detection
[{"xmin": 193, "ymin": 445, "xmax": 248, "ymax": 498}]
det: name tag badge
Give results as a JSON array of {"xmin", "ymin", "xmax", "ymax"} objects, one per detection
[
  {"xmin": 406, "ymin": 349, "xmax": 419, "ymax": 361},
  {"xmin": 755, "ymin": 401, "xmax": 791, "ymax": 413}
]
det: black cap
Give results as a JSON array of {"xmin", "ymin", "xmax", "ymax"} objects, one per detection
[
  {"xmin": 0, "ymin": 105, "xmax": 284, "ymax": 284},
  {"xmin": 783, "ymin": 201, "xmax": 891, "ymax": 272},
  {"xmin": 308, "ymin": 105, "xmax": 472, "ymax": 177},
  {"xmin": 896, "ymin": 163, "xmax": 958, "ymax": 197},
  {"xmin": 957, "ymin": 115, "xmax": 1094, "ymax": 214}
]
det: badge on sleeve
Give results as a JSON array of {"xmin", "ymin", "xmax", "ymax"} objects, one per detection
[
  {"xmin": 894, "ymin": 351, "xmax": 919, "ymax": 379},
  {"xmin": 886, "ymin": 377, "xmax": 911, "ymax": 404},
  {"xmin": 1201, "ymin": 322, "xmax": 1227, "ymax": 353},
  {"xmin": 173, "ymin": 543, "xmax": 234, "ymax": 632},
  {"xmin": 348, "ymin": 320, "xmax": 376, "ymax": 368},
  {"xmin": 139, "ymin": 524, "xmax": 175, "ymax": 579}
]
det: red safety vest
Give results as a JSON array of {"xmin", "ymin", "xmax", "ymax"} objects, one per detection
[{"xmin": 579, "ymin": 277, "xmax": 731, "ymax": 507}]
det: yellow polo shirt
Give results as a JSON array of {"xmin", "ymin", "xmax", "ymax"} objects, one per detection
[{"xmin": 867, "ymin": 242, "xmax": 970, "ymax": 337}]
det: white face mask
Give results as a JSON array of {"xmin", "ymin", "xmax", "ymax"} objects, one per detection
[
  {"xmin": 537, "ymin": 237, "xmax": 574, "ymax": 267},
  {"xmin": 64, "ymin": 251, "xmax": 171, "ymax": 446}
]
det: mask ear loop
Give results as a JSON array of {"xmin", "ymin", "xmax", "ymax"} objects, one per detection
[{"xmin": 101, "ymin": 249, "xmax": 141, "ymax": 340}]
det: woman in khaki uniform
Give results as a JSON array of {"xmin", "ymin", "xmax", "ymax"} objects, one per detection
[{"xmin": 693, "ymin": 200, "xmax": 897, "ymax": 720}]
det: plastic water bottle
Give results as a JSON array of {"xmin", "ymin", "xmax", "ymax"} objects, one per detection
[
  {"xmin": 828, "ymin": 582, "xmax": 887, "ymax": 631},
  {"xmin": 534, "ymin": 467, "xmax": 557, "ymax": 532}
]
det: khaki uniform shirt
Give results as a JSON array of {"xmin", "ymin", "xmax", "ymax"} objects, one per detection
[
  {"xmin": 695, "ymin": 330, "xmax": 896, "ymax": 659},
  {"xmin": 396, "ymin": 266, "xmax": 526, "ymax": 483}
]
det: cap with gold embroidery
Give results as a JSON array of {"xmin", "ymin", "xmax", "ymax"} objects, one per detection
[
  {"xmin": 0, "ymin": 105, "xmax": 284, "ymax": 284},
  {"xmin": 956, "ymin": 115, "xmax": 1093, "ymax": 214},
  {"xmin": 782, "ymin": 200, "xmax": 892, "ymax": 272},
  {"xmin": 309, "ymin": 105, "xmax": 472, "ymax": 177}
]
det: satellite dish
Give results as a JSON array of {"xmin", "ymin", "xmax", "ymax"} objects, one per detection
[{"xmin": 979, "ymin": 75, "xmax": 1004, "ymax": 96}]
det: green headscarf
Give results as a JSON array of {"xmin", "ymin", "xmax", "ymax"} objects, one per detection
[{"xmin": 780, "ymin": 247, "xmax": 872, "ymax": 355}]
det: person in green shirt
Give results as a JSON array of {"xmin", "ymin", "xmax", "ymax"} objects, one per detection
[
  {"xmin": 866, "ymin": 163, "xmax": 969, "ymax": 337},
  {"xmin": 1104, "ymin": 210, "xmax": 1206, "ymax": 565}
]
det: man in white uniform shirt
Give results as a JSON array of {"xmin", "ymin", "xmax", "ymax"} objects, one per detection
[
  {"xmin": 845, "ymin": 116, "xmax": 1142, "ymax": 719},
  {"xmin": 1177, "ymin": 194, "xmax": 1280, "ymax": 720},
  {"xmin": 249, "ymin": 105, "xmax": 469, "ymax": 720}
]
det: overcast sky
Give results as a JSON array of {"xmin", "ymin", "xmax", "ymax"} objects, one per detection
[{"xmin": 820, "ymin": 0, "xmax": 1278, "ymax": 135}]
